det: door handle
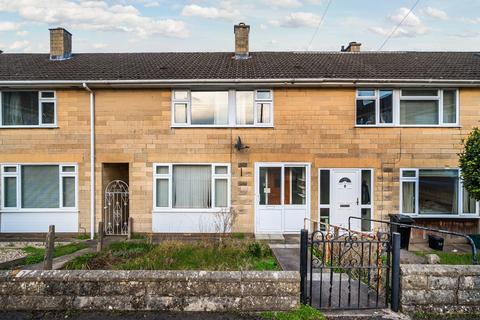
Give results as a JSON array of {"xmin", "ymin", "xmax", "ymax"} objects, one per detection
[{"xmin": 356, "ymin": 198, "xmax": 359, "ymax": 205}]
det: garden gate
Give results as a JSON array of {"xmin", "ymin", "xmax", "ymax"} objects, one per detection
[
  {"xmin": 103, "ymin": 180, "xmax": 129, "ymax": 235},
  {"xmin": 300, "ymin": 226, "xmax": 401, "ymax": 311}
]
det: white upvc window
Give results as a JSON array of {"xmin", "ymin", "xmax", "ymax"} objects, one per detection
[
  {"xmin": 400, "ymin": 168, "xmax": 478, "ymax": 217},
  {"xmin": 0, "ymin": 91, "xmax": 57, "ymax": 127},
  {"xmin": 171, "ymin": 89, "xmax": 273, "ymax": 127},
  {"xmin": 356, "ymin": 88, "xmax": 459, "ymax": 127},
  {"xmin": 153, "ymin": 163, "xmax": 231, "ymax": 210},
  {"xmin": 1, "ymin": 163, "xmax": 77, "ymax": 210}
]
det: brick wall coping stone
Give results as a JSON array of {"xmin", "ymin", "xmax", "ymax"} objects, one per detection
[{"xmin": 401, "ymin": 264, "xmax": 480, "ymax": 276}]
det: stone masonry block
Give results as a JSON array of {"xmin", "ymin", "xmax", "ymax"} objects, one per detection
[{"xmin": 428, "ymin": 276, "xmax": 459, "ymax": 290}]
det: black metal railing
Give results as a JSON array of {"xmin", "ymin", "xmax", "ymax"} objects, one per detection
[{"xmin": 347, "ymin": 216, "xmax": 478, "ymax": 265}]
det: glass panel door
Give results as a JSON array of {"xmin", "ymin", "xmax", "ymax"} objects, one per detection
[
  {"xmin": 284, "ymin": 167, "xmax": 306, "ymax": 205},
  {"xmin": 259, "ymin": 167, "xmax": 282, "ymax": 205}
]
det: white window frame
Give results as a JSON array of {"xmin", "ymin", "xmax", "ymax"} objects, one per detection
[
  {"xmin": 355, "ymin": 88, "xmax": 459, "ymax": 127},
  {"xmin": 399, "ymin": 168, "xmax": 479, "ymax": 218},
  {"xmin": 318, "ymin": 168, "xmax": 374, "ymax": 232},
  {"xmin": 0, "ymin": 90, "xmax": 57, "ymax": 128},
  {"xmin": 171, "ymin": 89, "xmax": 273, "ymax": 128},
  {"xmin": 0, "ymin": 163, "xmax": 78, "ymax": 212},
  {"xmin": 153, "ymin": 163, "xmax": 231, "ymax": 212}
]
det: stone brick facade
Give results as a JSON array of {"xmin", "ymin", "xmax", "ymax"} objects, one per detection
[
  {"xmin": 401, "ymin": 264, "xmax": 480, "ymax": 313},
  {"xmin": 1, "ymin": 87, "xmax": 479, "ymax": 234},
  {"xmin": 0, "ymin": 270, "xmax": 299, "ymax": 311}
]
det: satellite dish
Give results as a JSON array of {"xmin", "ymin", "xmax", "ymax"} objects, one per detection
[{"xmin": 234, "ymin": 136, "xmax": 249, "ymax": 151}]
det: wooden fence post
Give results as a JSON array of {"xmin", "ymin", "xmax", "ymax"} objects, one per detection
[
  {"xmin": 43, "ymin": 225, "xmax": 55, "ymax": 270},
  {"xmin": 97, "ymin": 221, "xmax": 104, "ymax": 252},
  {"xmin": 127, "ymin": 217, "xmax": 133, "ymax": 240}
]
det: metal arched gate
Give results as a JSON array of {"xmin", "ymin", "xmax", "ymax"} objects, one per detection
[{"xmin": 103, "ymin": 180, "xmax": 129, "ymax": 235}]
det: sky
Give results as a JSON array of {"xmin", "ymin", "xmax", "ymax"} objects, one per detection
[{"xmin": 0, "ymin": 0, "xmax": 479, "ymax": 53}]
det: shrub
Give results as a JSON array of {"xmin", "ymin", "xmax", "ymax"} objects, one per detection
[
  {"xmin": 247, "ymin": 242, "xmax": 263, "ymax": 258},
  {"xmin": 459, "ymin": 127, "xmax": 480, "ymax": 201}
]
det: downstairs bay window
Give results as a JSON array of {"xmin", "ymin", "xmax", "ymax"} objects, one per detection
[
  {"xmin": 356, "ymin": 88, "xmax": 458, "ymax": 127},
  {"xmin": 171, "ymin": 89, "xmax": 273, "ymax": 127},
  {"xmin": 1, "ymin": 164, "xmax": 77, "ymax": 210},
  {"xmin": 153, "ymin": 163, "xmax": 230, "ymax": 210},
  {"xmin": 400, "ymin": 169, "xmax": 478, "ymax": 217}
]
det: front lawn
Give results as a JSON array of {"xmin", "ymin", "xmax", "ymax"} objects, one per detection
[
  {"xmin": 23, "ymin": 242, "xmax": 89, "ymax": 265},
  {"xmin": 414, "ymin": 251, "xmax": 475, "ymax": 265},
  {"xmin": 261, "ymin": 305, "xmax": 325, "ymax": 320},
  {"xmin": 63, "ymin": 240, "xmax": 280, "ymax": 271}
]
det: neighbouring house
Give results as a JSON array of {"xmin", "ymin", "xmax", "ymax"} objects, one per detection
[{"xmin": 0, "ymin": 24, "xmax": 479, "ymax": 240}]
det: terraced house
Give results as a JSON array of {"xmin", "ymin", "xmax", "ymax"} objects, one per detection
[{"xmin": 0, "ymin": 24, "xmax": 479, "ymax": 239}]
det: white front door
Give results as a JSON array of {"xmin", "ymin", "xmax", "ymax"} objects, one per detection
[
  {"xmin": 255, "ymin": 163, "xmax": 310, "ymax": 234},
  {"xmin": 330, "ymin": 170, "xmax": 360, "ymax": 230}
]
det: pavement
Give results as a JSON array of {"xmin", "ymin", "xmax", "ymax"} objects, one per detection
[
  {"xmin": 0, "ymin": 310, "xmax": 413, "ymax": 319},
  {"xmin": 0, "ymin": 312, "xmax": 260, "ymax": 320}
]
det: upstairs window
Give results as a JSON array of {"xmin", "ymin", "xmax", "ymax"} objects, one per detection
[
  {"xmin": 172, "ymin": 89, "xmax": 273, "ymax": 127},
  {"xmin": 356, "ymin": 89, "xmax": 458, "ymax": 127},
  {"xmin": 1, "ymin": 91, "xmax": 56, "ymax": 127}
]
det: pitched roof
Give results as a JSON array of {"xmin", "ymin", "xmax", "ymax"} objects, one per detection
[{"xmin": 0, "ymin": 51, "xmax": 479, "ymax": 82}]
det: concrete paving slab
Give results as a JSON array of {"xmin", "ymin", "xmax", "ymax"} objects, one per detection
[{"xmin": 254, "ymin": 234, "xmax": 285, "ymax": 241}]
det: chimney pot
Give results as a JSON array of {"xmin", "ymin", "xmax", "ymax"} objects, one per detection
[
  {"xmin": 234, "ymin": 22, "xmax": 250, "ymax": 59},
  {"xmin": 341, "ymin": 41, "xmax": 361, "ymax": 53},
  {"xmin": 49, "ymin": 28, "xmax": 72, "ymax": 60}
]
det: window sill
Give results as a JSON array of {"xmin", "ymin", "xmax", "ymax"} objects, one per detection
[
  {"xmin": 355, "ymin": 125, "xmax": 461, "ymax": 128},
  {"xmin": 0, "ymin": 209, "xmax": 78, "ymax": 213},
  {"xmin": 171, "ymin": 125, "xmax": 274, "ymax": 129},
  {"xmin": 153, "ymin": 208, "xmax": 227, "ymax": 213},
  {"xmin": 0, "ymin": 125, "xmax": 58, "ymax": 129}
]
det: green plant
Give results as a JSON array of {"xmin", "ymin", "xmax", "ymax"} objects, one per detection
[
  {"xmin": 261, "ymin": 305, "xmax": 325, "ymax": 320},
  {"xmin": 247, "ymin": 242, "xmax": 263, "ymax": 258},
  {"xmin": 63, "ymin": 253, "xmax": 98, "ymax": 270},
  {"xmin": 414, "ymin": 251, "xmax": 473, "ymax": 265},
  {"xmin": 108, "ymin": 241, "xmax": 154, "ymax": 258},
  {"xmin": 23, "ymin": 242, "xmax": 88, "ymax": 265},
  {"xmin": 459, "ymin": 127, "xmax": 480, "ymax": 201},
  {"xmin": 231, "ymin": 232, "xmax": 246, "ymax": 240},
  {"xmin": 63, "ymin": 240, "xmax": 280, "ymax": 271}
]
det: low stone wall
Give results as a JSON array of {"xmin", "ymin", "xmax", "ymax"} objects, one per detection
[
  {"xmin": 0, "ymin": 270, "xmax": 299, "ymax": 312},
  {"xmin": 401, "ymin": 264, "xmax": 480, "ymax": 313}
]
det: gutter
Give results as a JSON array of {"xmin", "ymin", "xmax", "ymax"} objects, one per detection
[
  {"xmin": 0, "ymin": 78, "xmax": 480, "ymax": 88},
  {"xmin": 82, "ymin": 83, "xmax": 95, "ymax": 240}
]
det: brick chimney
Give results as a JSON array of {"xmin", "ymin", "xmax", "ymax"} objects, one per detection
[
  {"xmin": 49, "ymin": 28, "xmax": 72, "ymax": 60},
  {"xmin": 341, "ymin": 41, "xmax": 361, "ymax": 53},
  {"xmin": 234, "ymin": 22, "xmax": 250, "ymax": 59}
]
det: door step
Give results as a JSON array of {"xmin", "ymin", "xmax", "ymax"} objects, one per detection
[{"xmin": 254, "ymin": 234, "xmax": 285, "ymax": 242}]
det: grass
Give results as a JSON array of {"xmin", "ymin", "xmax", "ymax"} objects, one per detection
[
  {"xmin": 23, "ymin": 242, "xmax": 88, "ymax": 265},
  {"xmin": 63, "ymin": 240, "xmax": 280, "ymax": 271},
  {"xmin": 414, "ymin": 251, "xmax": 475, "ymax": 265},
  {"xmin": 261, "ymin": 305, "xmax": 325, "ymax": 320}
]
